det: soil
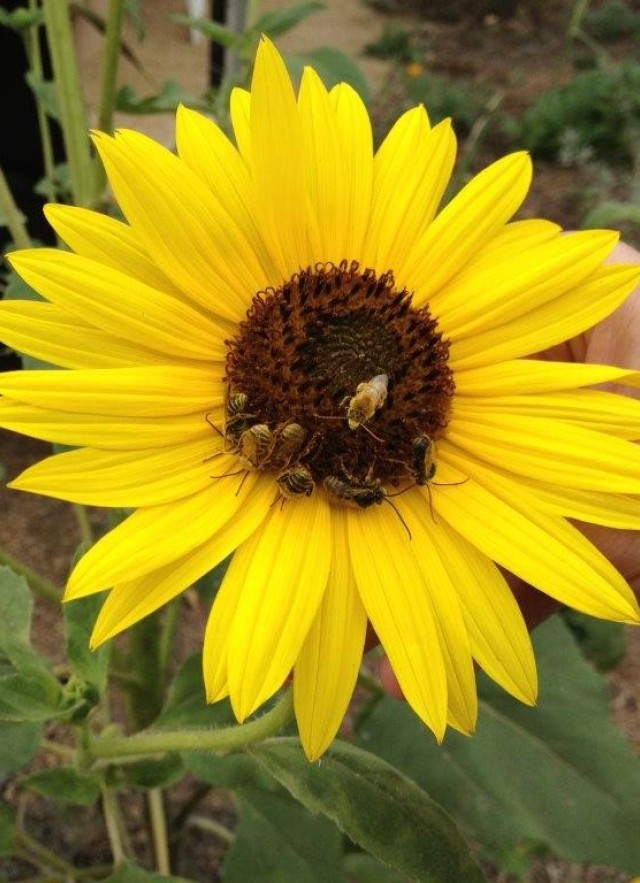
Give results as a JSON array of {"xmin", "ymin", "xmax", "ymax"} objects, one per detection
[{"xmin": 2, "ymin": 1, "xmax": 640, "ymax": 881}]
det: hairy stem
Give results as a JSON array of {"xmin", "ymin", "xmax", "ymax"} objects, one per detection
[
  {"xmin": 148, "ymin": 789, "xmax": 170, "ymax": 875},
  {"xmin": 89, "ymin": 689, "xmax": 295, "ymax": 762}
]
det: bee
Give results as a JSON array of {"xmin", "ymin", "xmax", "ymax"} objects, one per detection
[
  {"xmin": 225, "ymin": 391, "xmax": 257, "ymax": 442},
  {"xmin": 343, "ymin": 374, "xmax": 388, "ymax": 431},
  {"xmin": 271, "ymin": 422, "xmax": 307, "ymax": 467},
  {"xmin": 412, "ymin": 435, "xmax": 436, "ymax": 486},
  {"xmin": 274, "ymin": 466, "xmax": 315, "ymax": 507},
  {"xmin": 237, "ymin": 423, "xmax": 274, "ymax": 468},
  {"xmin": 323, "ymin": 472, "xmax": 412, "ymax": 539}
]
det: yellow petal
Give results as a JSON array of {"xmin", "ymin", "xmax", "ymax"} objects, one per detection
[
  {"xmin": 450, "ymin": 264, "xmax": 640, "ymax": 369},
  {"xmin": 9, "ymin": 249, "xmax": 229, "ymax": 362},
  {"xmin": 0, "ymin": 365, "xmax": 223, "ymax": 416},
  {"xmin": 434, "ymin": 447, "xmax": 640, "ymax": 622},
  {"xmin": 92, "ymin": 474, "xmax": 275, "ymax": 646},
  {"xmin": 396, "ymin": 492, "xmax": 477, "ymax": 734},
  {"xmin": 10, "ymin": 437, "xmax": 217, "ymax": 507},
  {"xmin": 44, "ymin": 204, "xmax": 183, "ymax": 296},
  {"xmin": 175, "ymin": 105, "xmax": 279, "ymax": 285},
  {"xmin": 92, "ymin": 129, "xmax": 263, "ymax": 322},
  {"xmin": 0, "ymin": 399, "xmax": 217, "ymax": 450},
  {"xmin": 298, "ymin": 66, "xmax": 346, "ymax": 262},
  {"xmin": 294, "ymin": 507, "xmax": 367, "ymax": 760},
  {"xmin": 229, "ymin": 87, "xmax": 252, "ymax": 165},
  {"xmin": 347, "ymin": 504, "xmax": 448, "ymax": 741},
  {"xmin": 329, "ymin": 82, "xmax": 373, "ymax": 261},
  {"xmin": 227, "ymin": 493, "xmax": 332, "ymax": 720},
  {"xmin": 249, "ymin": 37, "xmax": 311, "ymax": 278},
  {"xmin": 366, "ymin": 113, "xmax": 456, "ymax": 273},
  {"xmin": 455, "ymin": 389, "xmax": 640, "ymax": 439},
  {"xmin": 448, "ymin": 411, "xmax": 640, "ymax": 493},
  {"xmin": 66, "ymin": 470, "xmax": 255, "ymax": 598},
  {"xmin": 0, "ymin": 301, "xmax": 170, "ymax": 368},
  {"xmin": 436, "ymin": 230, "xmax": 618, "ymax": 336},
  {"xmin": 403, "ymin": 152, "xmax": 532, "ymax": 306},
  {"xmin": 454, "ymin": 359, "xmax": 640, "ymax": 397}
]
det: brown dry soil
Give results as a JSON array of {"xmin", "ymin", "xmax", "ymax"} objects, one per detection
[{"xmin": 2, "ymin": 1, "xmax": 640, "ymax": 881}]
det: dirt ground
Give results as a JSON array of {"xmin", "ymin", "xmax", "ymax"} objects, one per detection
[{"xmin": 2, "ymin": 1, "xmax": 640, "ymax": 881}]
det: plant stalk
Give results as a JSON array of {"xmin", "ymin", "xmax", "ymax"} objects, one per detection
[
  {"xmin": 0, "ymin": 165, "xmax": 31, "ymax": 251},
  {"xmin": 41, "ymin": 0, "xmax": 95, "ymax": 206},
  {"xmin": 148, "ymin": 789, "xmax": 170, "ymax": 874},
  {"xmin": 97, "ymin": 0, "xmax": 126, "ymax": 134},
  {"xmin": 26, "ymin": 0, "xmax": 56, "ymax": 201},
  {"xmin": 89, "ymin": 689, "xmax": 294, "ymax": 761}
]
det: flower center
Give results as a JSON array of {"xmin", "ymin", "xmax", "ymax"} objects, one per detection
[{"xmin": 223, "ymin": 260, "xmax": 454, "ymax": 498}]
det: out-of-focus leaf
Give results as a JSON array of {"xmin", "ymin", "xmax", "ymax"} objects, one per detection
[
  {"xmin": 284, "ymin": 48, "xmax": 370, "ymax": 102},
  {"xmin": 224, "ymin": 786, "xmax": 346, "ymax": 883},
  {"xmin": 357, "ymin": 617, "xmax": 640, "ymax": 875},
  {"xmin": 344, "ymin": 854, "xmax": 411, "ymax": 882},
  {"xmin": 22, "ymin": 767, "xmax": 101, "ymax": 805},
  {"xmin": 562, "ymin": 609, "xmax": 626, "ymax": 671},
  {"xmin": 0, "ymin": 7, "xmax": 42, "ymax": 30},
  {"xmin": 115, "ymin": 754, "xmax": 184, "ymax": 790},
  {"xmin": 115, "ymin": 81, "xmax": 207, "ymax": 114},
  {"xmin": 0, "ymin": 803, "xmax": 15, "ymax": 857},
  {"xmin": 251, "ymin": 2, "xmax": 324, "ymax": 39},
  {"xmin": 155, "ymin": 653, "xmax": 235, "ymax": 729},
  {"xmin": 65, "ymin": 595, "xmax": 111, "ymax": 694},
  {"xmin": 0, "ymin": 721, "xmax": 42, "ymax": 776},
  {"xmin": 170, "ymin": 14, "xmax": 242, "ymax": 49},
  {"xmin": 582, "ymin": 201, "xmax": 640, "ymax": 229},
  {"xmin": 25, "ymin": 72, "xmax": 59, "ymax": 121},
  {"xmin": 102, "ymin": 864, "xmax": 192, "ymax": 883}
]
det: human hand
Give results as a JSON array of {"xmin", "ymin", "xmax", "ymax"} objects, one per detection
[{"xmin": 378, "ymin": 239, "xmax": 640, "ymax": 699}]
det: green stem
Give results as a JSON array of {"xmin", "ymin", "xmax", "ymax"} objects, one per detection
[
  {"xmin": 15, "ymin": 830, "xmax": 75, "ymax": 875},
  {"xmin": 567, "ymin": 0, "xmax": 590, "ymax": 37},
  {"xmin": 148, "ymin": 789, "xmax": 170, "ymax": 874},
  {"xmin": 97, "ymin": 0, "xmax": 126, "ymax": 134},
  {"xmin": 41, "ymin": 737, "xmax": 76, "ymax": 759},
  {"xmin": 41, "ymin": 0, "xmax": 95, "ymax": 206},
  {"xmin": 186, "ymin": 814, "xmax": 235, "ymax": 844},
  {"xmin": 0, "ymin": 164, "xmax": 31, "ymax": 251},
  {"xmin": 101, "ymin": 786, "xmax": 127, "ymax": 867},
  {"xmin": 89, "ymin": 689, "xmax": 294, "ymax": 762},
  {"xmin": 0, "ymin": 547, "xmax": 61, "ymax": 602},
  {"xmin": 73, "ymin": 503, "xmax": 94, "ymax": 546},
  {"xmin": 26, "ymin": 0, "xmax": 56, "ymax": 202},
  {"xmin": 157, "ymin": 600, "xmax": 180, "ymax": 691}
]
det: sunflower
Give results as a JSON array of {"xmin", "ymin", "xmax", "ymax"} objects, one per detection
[{"xmin": 2, "ymin": 37, "xmax": 640, "ymax": 760}]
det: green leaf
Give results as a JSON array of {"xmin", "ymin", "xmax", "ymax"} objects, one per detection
[
  {"xmin": 185, "ymin": 749, "xmax": 273, "ymax": 791},
  {"xmin": 101, "ymin": 864, "xmax": 192, "ymax": 883},
  {"xmin": 251, "ymin": 738, "xmax": 486, "ymax": 883},
  {"xmin": 124, "ymin": 0, "xmax": 145, "ymax": 40},
  {"xmin": 25, "ymin": 72, "xmax": 60, "ymax": 121},
  {"xmin": 65, "ymin": 595, "xmax": 111, "ymax": 694},
  {"xmin": 22, "ymin": 767, "xmax": 101, "ymax": 805},
  {"xmin": 0, "ymin": 672, "xmax": 60, "ymax": 722},
  {"xmin": 115, "ymin": 754, "xmax": 184, "ymax": 790},
  {"xmin": 224, "ymin": 786, "xmax": 346, "ymax": 883},
  {"xmin": 0, "ymin": 567, "xmax": 55, "ymax": 679},
  {"xmin": 0, "ymin": 7, "xmax": 43, "ymax": 30},
  {"xmin": 344, "ymin": 853, "xmax": 411, "ymax": 882},
  {"xmin": 0, "ymin": 803, "xmax": 16, "ymax": 857},
  {"xmin": 0, "ymin": 720, "xmax": 42, "ymax": 776},
  {"xmin": 582, "ymin": 200, "xmax": 640, "ymax": 229},
  {"xmin": 251, "ymin": 2, "xmax": 324, "ymax": 38},
  {"xmin": 170, "ymin": 14, "xmax": 242, "ymax": 49},
  {"xmin": 155, "ymin": 653, "xmax": 236, "ymax": 729},
  {"xmin": 562, "ymin": 609, "xmax": 626, "ymax": 671},
  {"xmin": 115, "ymin": 81, "xmax": 207, "ymax": 115},
  {"xmin": 357, "ymin": 617, "xmax": 640, "ymax": 874},
  {"xmin": 284, "ymin": 48, "xmax": 370, "ymax": 103}
]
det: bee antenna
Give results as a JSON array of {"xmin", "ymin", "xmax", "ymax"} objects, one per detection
[
  {"xmin": 235, "ymin": 471, "xmax": 250, "ymax": 497},
  {"xmin": 205, "ymin": 412, "xmax": 225, "ymax": 439},
  {"xmin": 203, "ymin": 450, "xmax": 224, "ymax": 463},
  {"xmin": 386, "ymin": 483, "xmax": 416, "ymax": 498},
  {"xmin": 384, "ymin": 498, "xmax": 412, "ymax": 541},
  {"xmin": 432, "ymin": 477, "xmax": 469, "ymax": 488},
  {"xmin": 361, "ymin": 423, "xmax": 383, "ymax": 443},
  {"xmin": 210, "ymin": 468, "xmax": 246, "ymax": 480}
]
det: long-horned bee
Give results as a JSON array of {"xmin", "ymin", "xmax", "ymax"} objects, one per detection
[
  {"xmin": 225, "ymin": 391, "xmax": 258, "ymax": 442},
  {"xmin": 238, "ymin": 423, "xmax": 274, "ymax": 468},
  {"xmin": 412, "ymin": 435, "xmax": 436, "ymax": 486},
  {"xmin": 276, "ymin": 466, "xmax": 315, "ymax": 499},
  {"xmin": 343, "ymin": 373, "xmax": 388, "ymax": 431},
  {"xmin": 271, "ymin": 422, "xmax": 307, "ymax": 467},
  {"xmin": 323, "ymin": 472, "xmax": 411, "ymax": 539}
]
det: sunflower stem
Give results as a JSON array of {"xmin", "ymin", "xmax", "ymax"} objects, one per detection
[
  {"xmin": 97, "ymin": 0, "xmax": 126, "ymax": 135},
  {"xmin": 41, "ymin": 0, "xmax": 95, "ymax": 207},
  {"xmin": 148, "ymin": 789, "xmax": 170, "ymax": 875},
  {"xmin": 101, "ymin": 786, "xmax": 128, "ymax": 866},
  {"xmin": 88, "ymin": 689, "xmax": 294, "ymax": 762},
  {"xmin": 0, "ymin": 164, "xmax": 31, "ymax": 251},
  {"xmin": 26, "ymin": 0, "xmax": 57, "ymax": 202}
]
